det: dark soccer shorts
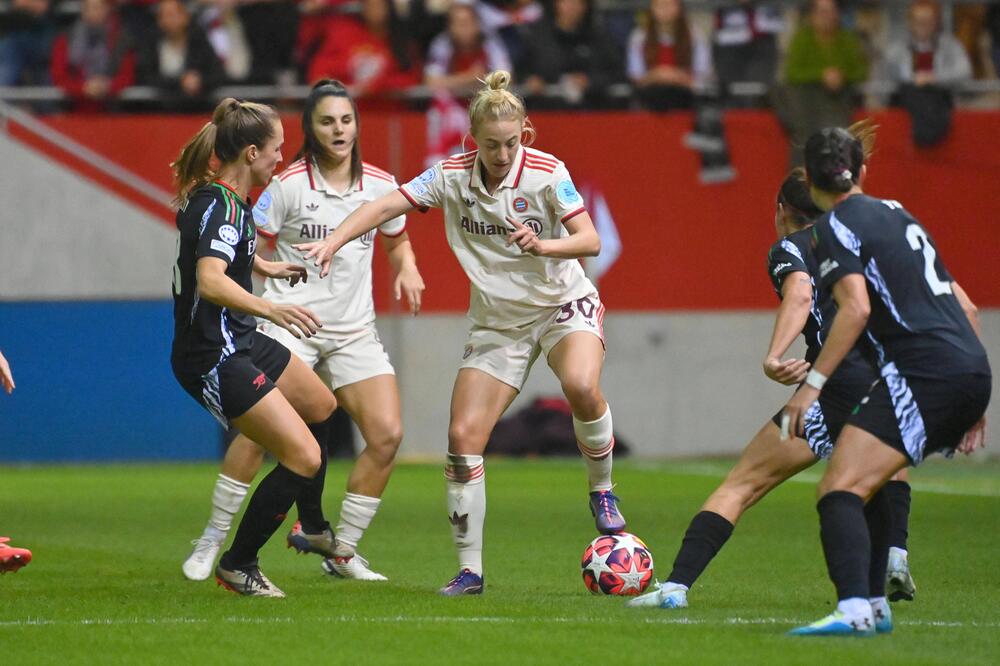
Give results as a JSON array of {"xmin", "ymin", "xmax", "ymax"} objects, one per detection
[
  {"xmin": 772, "ymin": 379, "xmax": 872, "ymax": 459},
  {"xmin": 847, "ymin": 368, "xmax": 992, "ymax": 465},
  {"xmin": 174, "ymin": 332, "xmax": 292, "ymax": 428}
]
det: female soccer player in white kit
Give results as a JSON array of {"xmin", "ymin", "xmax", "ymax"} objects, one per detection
[
  {"xmin": 300, "ymin": 70, "xmax": 627, "ymax": 595},
  {"xmin": 182, "ymin": 80, "xmax": 425, "ymax": 582}
]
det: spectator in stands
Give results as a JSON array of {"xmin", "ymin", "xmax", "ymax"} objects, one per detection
[
  {"xmin": 424, "ymin": 1, "xmax": 512, "ymax": 97},
  {"xmin": 50, "ymin": 0, "xmax": 135, "ymax": 111},
  {"xmin": 236, "ymin": 0, "xmax": 299, "ymax": 84},
  {"xmin": 779, "ymin": 0, "xmax": 868, "ymax": 164},
  {"xmin": 627, "ymin": 0, "xmax": 710, "ymax": 111},
  {"xmin": 305, "ymin": 0, "xmax": 418, "ymax": 102},
  {"xmin": 197, "ymin": 0, "xmax": 253, "ymax": 84},
  {"xmin": 711, "ymin": 1, "xmax": 783, "ymax": 107},
  {"xmin": 884, "ymin": 0, "xmax": 971, "ymax": 147},
  {"xmin": 987, "ymin": 5, "xmax": 1000, "ymax": 79},
  {"xmin": 0, "ymin": 0, "xmax": 56, "ymax": 87},
  {"xmin": 478, "ymin": 0, "xmax": 543, "ymax": 66},
  {"xmin": 135, "ymin": 0, "xmax": 225, "ymax": 110},
  {"xmin": 517, "ymin": 0, "xmax": 625, "ymax": 108}
]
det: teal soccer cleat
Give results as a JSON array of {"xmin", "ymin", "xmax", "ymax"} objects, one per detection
[{"xmin": 789, "ymin": 610, "xmax": 876, "ymax": 637}]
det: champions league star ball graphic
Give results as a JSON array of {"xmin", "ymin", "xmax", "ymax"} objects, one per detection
[{"xmin": 581, "ymin": 532, "xmax": 654, "ymax": 596}]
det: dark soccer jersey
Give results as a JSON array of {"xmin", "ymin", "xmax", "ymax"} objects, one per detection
[
  {"xmin": 812, "ymin": 194, "xmax": 988, "ymax": 378},
  {"xmin": 171, "ymin": 181, "xmax": 259, "ymax": 375},
  {"xmin": 767, "ymin": 228, "xmax": 873, "ymax": 384}
]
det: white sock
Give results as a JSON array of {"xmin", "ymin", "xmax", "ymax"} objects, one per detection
[
  {"xmin": 206, "ymin": 474, "xmax": 250, "ymax": 536},
  {"xmin": 574, "ymin": 406, "xmax": 614, "ymax": 492},
  {"xmin": 889, "ymin": 546, "xmax": 908, "ymax": 561},
  {"xmin": 445, "ymin": 453, "xmax": 486, "ymax": 576},
  {"xmin": 334, "ymin": 493, "xmax": 382, "ymax": 557},
  {"xmin": 837, "ymin": 597, "xmax": 872, "ymax": 618}
]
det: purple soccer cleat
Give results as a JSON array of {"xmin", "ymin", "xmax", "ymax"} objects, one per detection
[
  {"xmin": 589, "ymin": 490, "xmax": 627, "ymax": 534},
  {"xmin": 439, "ymin": 568, "xmax": 484, "ymax": 596}
]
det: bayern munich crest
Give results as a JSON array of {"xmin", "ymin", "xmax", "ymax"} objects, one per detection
[{"xmin": 513, "ymin": 197, "xmax": 528, "ymax": 213}]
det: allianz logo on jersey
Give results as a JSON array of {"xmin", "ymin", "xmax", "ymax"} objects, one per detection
[
  {"xmin": 461, "ymin": 216, "xmax": 543, "ymax": 237},
  {"xmin": 299, "ymin": 224, "xmax": 376, "ymax": 245}
]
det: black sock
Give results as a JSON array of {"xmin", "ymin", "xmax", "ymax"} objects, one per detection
[
  {"xmin": 865, "ymin": 488, "xmax": 891, "ymax": 598},
  {"xmin": 884, "ymin": 480, "xmax": 911, "ymax": 551},
  {"xmin": 667, "ymin": 511, "xmax": 735, "ymax": 588},
  {"xmin": 221, "ymin": 464, "xmax": 311, "ymax": 569},
  {"xmin": 296, "ymin": 422, "xmax": 329, "ymax": 534},
  {"xmin": 818, "ymin": 491, "xmax": 870, "ymax": 601}
]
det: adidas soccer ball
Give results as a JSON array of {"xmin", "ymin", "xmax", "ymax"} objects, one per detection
[{"xmin": 581, "ymin": 532, "xmax": 654, "ymax": 596}]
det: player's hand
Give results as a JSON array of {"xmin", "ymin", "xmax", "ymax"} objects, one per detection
[
  {"xmin": 780, "ymin": 384, "xmax": 820, "ymax": 440},
  {"xmin": 265, "ymin": 302, "xmax": 322, "ymax": 339},
  {"xmin": 763, "ymin": 357, "xmax": 810, "ymax": 385},
  {"xmin": 957, "ymin": 416, "xmax": 987, "ymax": 455},
  {"xmin": 0, "ymin": 351, "xmax": 14, "ymax": 394},
  {"xmin": 263, "ymin": 261, "xmax": 308, "ymax": 287},
  {"xmin": 295, "ymin": 239, "xmax": 338, "ymax": 279},
  {"xmin": 394, "ymin": 265, "xmax": 425, "ymax": 315},
  {"xmin": 505, "ymin": 217, "xmax": 544, "ymax": 256}
]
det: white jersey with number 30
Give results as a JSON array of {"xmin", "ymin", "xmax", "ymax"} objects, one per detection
[
  {"xmin": 252, "ymin": 158, "xmax": 406, "ymax": 334},
  {"xmin": 400, "ymin": 145, "xmax": 596, "ymax": 328}
]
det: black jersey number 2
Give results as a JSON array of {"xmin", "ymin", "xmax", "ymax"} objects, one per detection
[{"xmin": 905, "ymin": 224, "xmax": 952, "ymax": 296}]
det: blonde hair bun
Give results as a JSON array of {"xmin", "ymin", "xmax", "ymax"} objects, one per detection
[{"xmin": 483, "ymin": 70, "xmax": 511, "ymax": 92}]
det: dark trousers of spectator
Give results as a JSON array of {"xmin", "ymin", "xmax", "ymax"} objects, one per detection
[
  {"xmin": 896, "ymin": 84, "xmax": 954, "ymax": 147},
  {"xmin": 635, "ymin": 84, "xmax": 694, "ymax": 111},
  {"xmin": 713, "ymin": 38, "xmax": 778, "ymax": 109},
  {"xmin": 238, "ymin": 1, "xmax": 299, "ymax": 84},
  {"xmin": 775, "ymin": 83, "xmax": 856, "ymax": 167},
  {"xmin": 0, "ymin": 29, "xmax": 54, "ymax": 86}
]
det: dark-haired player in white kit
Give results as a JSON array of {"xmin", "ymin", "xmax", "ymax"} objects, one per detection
[{"xmin": 786, "ymin": 127, "xmax": 989, "ymax": 636}]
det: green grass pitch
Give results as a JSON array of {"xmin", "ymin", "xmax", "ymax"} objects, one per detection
[{"xmin": 2, "ymin": 458, "xmax": 999, "ymax": 664}]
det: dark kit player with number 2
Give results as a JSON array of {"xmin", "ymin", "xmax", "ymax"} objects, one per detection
[{"xmin": 784, "ymin": 127, "xmax": 990, "ymax": 636}]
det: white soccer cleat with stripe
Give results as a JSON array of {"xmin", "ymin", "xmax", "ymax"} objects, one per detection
[
  {"xmin": 321, "ymin": 553, "xmax": 388, "ymax": 581},
  {"xmin": 182, "ymin": 534, "xmax": 225, "ymax": 581}
]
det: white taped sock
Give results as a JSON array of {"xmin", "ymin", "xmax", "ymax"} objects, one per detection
[
  {"xmin": 207, "ymin": 474, "xmax": 250, "ymax": 534},
  {"xmin": 574, "ymin": 406, "xmax": 614, "ymax": 492},
  {"xmin": 837, "ymin": 597, "xmax": 872, "ymax": 618},
  {"xmin": 334, "ymin": 493, "xmax": 382, "ymax": 556},
  {"xmin": 445, "ymin": 453, "xmax": 486, "ymax": 575}
]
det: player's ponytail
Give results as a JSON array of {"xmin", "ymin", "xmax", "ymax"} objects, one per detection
[
  {"xmin": 171, "ymin": 97, "xmax": 279, "ymax": 208},
  {"xmin": 804, "ymin": 126, "xmax": 865, "ymax": 195},
  {"xmin": 468, "ymin": 70, "xmax": 535, "ymax": 146}
]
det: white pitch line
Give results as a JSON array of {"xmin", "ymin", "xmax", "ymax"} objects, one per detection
[{"xmin": 2, "ymin": 615, "xmax": 998, "ymax": 629}]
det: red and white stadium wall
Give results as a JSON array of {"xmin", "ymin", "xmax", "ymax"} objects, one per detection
[{"xmin": 1, "ymin": 110, "xmax": 997, "ymax": 462}]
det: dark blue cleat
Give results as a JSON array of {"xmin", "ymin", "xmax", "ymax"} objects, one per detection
[
  {"xmin": 439, "ymin": 568, "xmax": 484, "ymax": 596},
  {"xmin": 589, "ymin": 490, "xmax": 626, "ymax": 534}
]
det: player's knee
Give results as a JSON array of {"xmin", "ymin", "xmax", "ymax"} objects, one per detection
[
  {"xmin": 367, "ymin": 423, "xmax": 403, "ymax": 461},
  {"xmin": 560, "ymin": 378, "xmax": 603, "ymax": 416},
  {"xmin": 287, "ymin": 443, "xmax": 322, "ymax": 478},
  {"xmin": 448, "ymin": 420, "xmax": 485, "ymax": 453},
  {"xmin": 303, "ymin": 393, "xmax": 337, "ymax": 425}
]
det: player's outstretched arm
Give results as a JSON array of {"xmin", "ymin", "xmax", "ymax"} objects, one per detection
[
  {"xmin": 0, "ymin": 350, "xmax": 14, "ymax": 394},
  {"xmin": 383, "ymin": 232, "xmax": 425, "ymax": 315},
  {"xmin": 252, "ymin": 256, "xmax": 308, "ymax": 287},
  {"xmin": 196, "ymin": 257, "xmax": 322, "ymax": 339},
  {"xmin": 763, "ymin": 271, "xmax": 813, "ymax": 385},
  {"xmin": 297, "ymin": 190, "xmax": 414, "ymax": 278},
  {"xmin": 952, "ymin": 281, "xmax": 987, "ymax": 454},
  {"xmin": 782, "ymin": 274, "xmax": 870, "ymax": 438}
]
